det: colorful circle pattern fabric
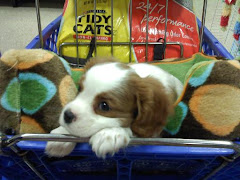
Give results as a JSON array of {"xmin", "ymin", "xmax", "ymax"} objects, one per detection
[
  {"xmin": 1, "ymin": 73, "xmax": 56, "ymax": 115},
  {"xmin": 164, "ymin": 102, "xmax": 188, "ymax": 135},
  {"xmin": 188, "ymin": 62, "xmax": 215, "ymax": 87},
  {"xmin": 189, "ymin": 84, "xmax": 240, "ymax": 136},
  {"xmin": 0, "ymin": 77, "xmax": 20, "ymax": 113}
]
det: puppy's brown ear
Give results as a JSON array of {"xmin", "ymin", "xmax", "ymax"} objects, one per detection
[
  {"xmin": 130, "ymin": 74, "xmax": 173, "ymax": 138},
  {"xmin": 84, "ymin": 56, "xmax": 118, "ymax": 72}
]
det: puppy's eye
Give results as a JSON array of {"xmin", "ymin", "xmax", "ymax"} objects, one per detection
[{"xmin": 99, "ymin": 101, "xmax": 110, "ymax": 111}]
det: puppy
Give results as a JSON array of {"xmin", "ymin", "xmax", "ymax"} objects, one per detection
[{"xmin": 45, "ymin": 57, "xmax": 183, "ymax": 158}]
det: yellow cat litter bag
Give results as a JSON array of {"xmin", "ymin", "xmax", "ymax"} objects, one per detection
[{"xmin": 57, "ymin": 0, "xmax": 200, "ymax": 64}]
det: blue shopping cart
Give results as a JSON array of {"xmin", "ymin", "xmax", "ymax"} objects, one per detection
[{"xmin": 1, "ymin": 0, "xmax": 239, "ymax": 180}]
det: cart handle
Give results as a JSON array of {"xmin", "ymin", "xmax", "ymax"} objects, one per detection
[{"xmin": 2, "ymin": 134, "xmax": 240, "ymax": 153}]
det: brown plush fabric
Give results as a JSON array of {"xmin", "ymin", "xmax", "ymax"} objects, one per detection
[
  {"xmin": 162, "ymin": 60, "xmax": 240, "ymax": 140},
  {"xmin": 0, "ymin": 56, "xmax": 20, "ymax": 134},
  {"xmin": 189, "ymin": 84, "xmax": 240, "ymax": 136},
  {"xmin": 0, "ymin": 49, "xmax": 77, "ymax": 135},
  {"xmin": 1, "ymin": 50, "xmax": 240, "ymax": 141}
]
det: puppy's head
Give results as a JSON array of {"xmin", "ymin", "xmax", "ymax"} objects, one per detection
[{"xmin": 59, "ymin": 57, "xmax": 172, "ymax": 138}]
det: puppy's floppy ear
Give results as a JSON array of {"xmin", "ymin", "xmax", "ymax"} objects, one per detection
[
  {"xmin": 84, "ymin": 56, "xmax": 118, "ymax": 72},
  {"xmin": 129, "ymin": 74, "xmax": 173, "ymax": 138}
]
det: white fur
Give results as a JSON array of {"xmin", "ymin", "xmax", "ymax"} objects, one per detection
[
  {"xmin": 46, "ymin": 62, "xmax": 183, "ymax": 158},
  {"xmin": 45, "ymin": 126, "xmax": 76, "ymax": 157},
  {"xmin": 130, "ymin": 63, "xmax": 183, "ymax": 97},
  {"xmin": 59, "ymin": 63, "xmax": 130, "ymax": 137},
  {"xmin": 89, "ymin": 127, "xmax": 132, "ymax": 158}
]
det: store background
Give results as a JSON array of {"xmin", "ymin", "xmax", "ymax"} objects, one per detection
[{"xmin": 0, "ymin": 0, "xmax": 238, "ymax": 56}]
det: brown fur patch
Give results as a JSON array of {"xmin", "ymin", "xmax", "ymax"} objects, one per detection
[
  {"xmin": 116, "ymin": 63, "xmax": 130, "ymax": 70},
  {"xmin": 168, "ymin": 83, "xmax": 179, "ymax": 104},
  {"xmin": 93, "ymin": 86, "xmax": 137, "ymax": 127},
  {"xmin": 129, "ymin": 74, "xmax": 173, "ymax": 138},
  {"xmin": 83, "ymin": 56, "xmax": 173, "ymax": 137},
  {"xmin": 92, "ymin": 72, "xmax": 173, "ymax": 137},
  {"xmin": 84, "ymin": 57, "xmax": 118, "ymax": 72},
  {"xmin": 78, "ymin": 74, "xmax": 86, "ymax": 92}
]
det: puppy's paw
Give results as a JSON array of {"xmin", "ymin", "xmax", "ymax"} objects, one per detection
[
  {"xmin": 45, "ymin": 126, "xmax": 76, "ymax": 157},
  {"xmin": 89, "ymin": 128, "xmax": 131, "ymax": 159},
  {"xmin": 45, "ymin": 141, "xmax": 76, "ymax": 157}
]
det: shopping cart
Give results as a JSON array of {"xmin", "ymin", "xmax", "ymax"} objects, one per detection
[{"xmin": 1, "ymin": 0, "xmax": 240, "ymax": 180}]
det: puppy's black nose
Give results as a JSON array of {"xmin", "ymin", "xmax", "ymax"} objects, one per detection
[{"xmin": 64, "ymin": 110, "xmax": 75, "ymax": 124}]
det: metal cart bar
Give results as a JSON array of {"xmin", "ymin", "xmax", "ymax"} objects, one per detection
[
  {"xmin": 74, "ymin": 0, "xmax": 80, "ymax": 66},
  {"xmin": 199, "ymin": 0, "xmax": 208, "ymax": 52},
  {"xmin": 58, "ymin": 0, "xmax": 184, "ymax": 63},
  {"xmin": 145, "ymin": 0, "xmax": 149, "ymax": 62},
  {"xmin": 3, "ymin": 133, "xmax": 240, "ymax": 180},
  {"xmin": 111, "ymin": 0, "xmax": 114, "ymax": 56},
  {"xmin": 94, "ymin": 0, "xmax": 97, "ymax": 56},
  {"xmin": 59, "ymin": 41, "xmax": 184, "ymax": 58},
  {"xmin": 23, "ymin": 155, "xmax": 45, "ymax": 180},
  {"xmin": 129, "ymin": 0, "xmax": 133, "ymax": 62},
  {"xmin": 34, "ymin": 0, "xmax": 209, "ymax": 61},
  {"xmin": 35, "ymin": 0, "xmax": 43, "ymax": 48},
  {"xmin": 2, "ymin": 134, "xmax": 240, "ymax": 153},
  {"xmin": 202, "ymin": 153, "xmax": 240, "ymax": 180},
  {"xmin": 164, "ymin": 0, "xmax": 169, "ymax": 58}
]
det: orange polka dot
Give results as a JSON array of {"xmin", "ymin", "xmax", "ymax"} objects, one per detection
[
  {"xmin": 189, "ymin": 84, "xmax": 240, "ymax": 136},
  {"xmin": 1, "ymin": 49, "xmax": 54, "ymax": 70},
  {"xmin": 228, "ymin": 60, "xmax": 240, "ymax": 69},
  {"xmin": 59, "ymin": 75, "xmax": 78, "ymax": 107},
  {"xmin": 20, "ymin": 115, "xmax": 46, "ymax": 133}
]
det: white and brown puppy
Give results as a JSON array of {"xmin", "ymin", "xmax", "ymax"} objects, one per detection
[{"xmin": 45, "ymin": 57, "xmax": 183, "ymax": 158}]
